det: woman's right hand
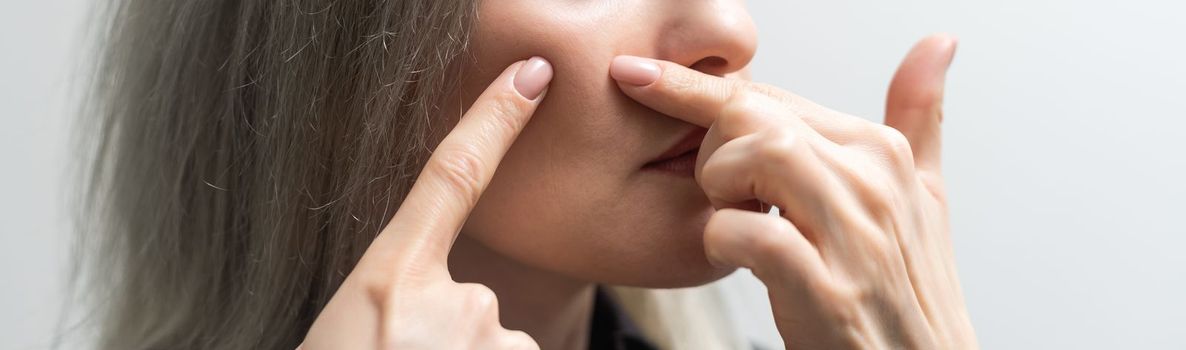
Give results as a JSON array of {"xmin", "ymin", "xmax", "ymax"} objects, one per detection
[
  {"xmin": 609, "ymin": 36, "xmax": 975, "ymax": 349},
  {"xmin": 300, "ymin": 57, "xmax": 553, "ymax": 350}
]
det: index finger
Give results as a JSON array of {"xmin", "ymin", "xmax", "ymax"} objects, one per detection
[
  {"xmin": 609, "ymin": 56, "xmax": 861, "ymax": 137},
  {"xmin": 360, "ymin": 57, "xmax": 553, "ymax": 271}
]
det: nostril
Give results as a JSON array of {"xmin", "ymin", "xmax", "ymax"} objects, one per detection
[{"xmin": 690, "ymin": 56, "xmax": 730, "ymax": 77}]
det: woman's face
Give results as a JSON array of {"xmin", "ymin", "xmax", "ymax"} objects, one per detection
[{"xmin": 453, "ymin": 0, "xmax": 758, "ymax": 288}]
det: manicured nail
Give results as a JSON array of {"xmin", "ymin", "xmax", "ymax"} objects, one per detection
[
  {"xmin": 513, "ymin": 56, "xmax": 553, "ymax": 100},
  {"xmin": 610, "ymin": 55, "xmax": 661, "ymax": 86}
]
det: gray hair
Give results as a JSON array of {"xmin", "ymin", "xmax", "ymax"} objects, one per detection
[{"xmin": 74, "ymin": 1, "xmax": 475, "ymax": 348}]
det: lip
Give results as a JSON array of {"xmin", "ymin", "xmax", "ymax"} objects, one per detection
[{"xmin": 642, "ymin": 128, "xmax": 708, "ymax": 176}]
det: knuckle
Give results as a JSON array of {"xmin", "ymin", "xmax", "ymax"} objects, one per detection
[
  {"xmin": 871, "ymin": 125, "xmax": 915, "ymax": 167},
  {"xmin": 718, "ymin": 90, "xmax": 766, "ymax": 139},
  {"xmin": 721, "ymin": 84, "xmax": 755, "ymax": 109},
  {"xmin": 459, "ymin": 283, "xmax": 499, "ymax": 317},
  {"xmin": 864, "ymin": 186, "xmax": 897, "ymax": 218},
  {"xmin": 753, "ymin": 130, "xmax": 802, "ymax": 167},
  {"xmin": 501, "ymin": 329, "xmax": 540, "ymax": 350},
  {"xmin": 758, "ymin": 214, "xmax": 797, "ymax": 238},
  {"xmin": 426, "ymin": 146, "xmax": 488, "ymax": 205}
]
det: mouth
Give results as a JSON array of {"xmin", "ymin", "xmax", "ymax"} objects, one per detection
[{"xmin": 642, "ymin": 128, "xmax": 707, "ymax": 177}]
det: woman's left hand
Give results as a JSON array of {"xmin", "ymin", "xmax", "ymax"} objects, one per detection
[{"xmin": 611, "ymin": 34, "xmax": 977, "ymax": 349}]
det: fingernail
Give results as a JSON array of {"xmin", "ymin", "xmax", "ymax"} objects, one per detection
[
  {"xmin": 610, "ymin": 55, "xmax": 661, "ymax": 86},
  {"xmin": 513, "ymin": 56, "xmax": 553, "ymax": 100}
]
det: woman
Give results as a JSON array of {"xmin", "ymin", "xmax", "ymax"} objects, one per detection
[{"xmin": 76, "ymin": 0, "xmax": 977, "ymax": 348}]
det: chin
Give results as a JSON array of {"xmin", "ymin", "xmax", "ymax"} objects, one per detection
[
  {"xmin": 465, "ymin": 161, "xmax": 738, "ymax": 289},
  {"xmin": 616, "ymin": 260, "xmax": 738, "ymax": 289},
  {"xmin": 595, "ymin": 203, "xmax": 739, "ymax": 289},
  {"xmin": 608, "ymin": 249, "xmax": 739, "ymax": 289}
]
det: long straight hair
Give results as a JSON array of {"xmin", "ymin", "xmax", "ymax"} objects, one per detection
[{"xmin": 73, "ymin": 0, "xmax": 746, "ymax": 349}]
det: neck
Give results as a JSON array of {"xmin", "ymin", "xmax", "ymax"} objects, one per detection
[{"xmin": 448, "ymin": 234, "xmax": 596, "ymax": 350}]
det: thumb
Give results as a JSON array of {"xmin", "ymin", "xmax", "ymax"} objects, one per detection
[{"xmin": 885, "ymin": 33, "xmax": 958, "ymax": 176}]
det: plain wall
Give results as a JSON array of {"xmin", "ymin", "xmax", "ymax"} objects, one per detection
[
  {"xmin": 3, "ymin": 0, "xmax": 1184, "ymax": 349},
  {"xmin": 1, "ymin": 1, "xmax": 87, "ymax": 349}
]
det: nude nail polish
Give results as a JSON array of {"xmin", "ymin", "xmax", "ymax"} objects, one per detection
[
  {"xmin": 514, "ymin": 56, "xmax": 553, "ymax": 100},
  {"xmin": 610, "ymin": 56, "xmax": 661, "ymax": 86}
]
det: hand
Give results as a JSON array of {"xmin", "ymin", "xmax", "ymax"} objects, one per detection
[
  {"xmin": 300, "ymin": 57, "xmax": 553, "ymax": 350},
  {"xmin": 610, "ymin": 35, "xmax": 977, "ymax": 349}
]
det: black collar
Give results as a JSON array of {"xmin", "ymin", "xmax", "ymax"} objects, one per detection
[{"xmin": 588, "ymin": 287, "xmax": 659, "ymax": 350}]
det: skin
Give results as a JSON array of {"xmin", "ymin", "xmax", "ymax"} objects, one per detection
[
  {"xmin": 614, "ymin": 35, "xmax": 977, "ymax": 348},
  {"xmin": 303, "ymin": 0, "xmax": 977, "ymax": 349},
  {"xmin": 455, "ymin": 0, "xmax": 758, "ymax": 289},
  {"xmin": 451, "ymin": 1, "xmax": 759, "ymax": 347},
  {"xmin": 302, "ymin": 59, "xmax": 552, "ymax": 349}
]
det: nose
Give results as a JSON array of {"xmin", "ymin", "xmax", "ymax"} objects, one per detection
[{"xmin": 655, "ymin": 0, "xmax": 758, "ymax": 77}]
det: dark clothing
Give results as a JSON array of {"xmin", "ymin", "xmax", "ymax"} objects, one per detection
[{"xmin": 588, "ymin": 288, "xmax": 659, "ymax": 350}]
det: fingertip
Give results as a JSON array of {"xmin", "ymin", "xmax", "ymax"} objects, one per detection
[
  {"xmin": 947, "ymin": 36, "xmax": 959, "ymax": 69},
  {"xmin": 886, "ymin": 35, "xmax": 953, "ymax": 173},
  {"xmin": 703, "ymin": 208, "xmax": 765, "ymax": 269},
  {"xmin": 924, "ymin": 32, "xmax": 958, "ymax": 48},
  {"xmin": 922, "ymin": 33, "xmax": 959, "ymax": 70},
  {"xmin": 609, "ymin": 55, "xmax": 661, "ymax": 86},
  {"xmin": 513, "ymin": 56, "xmax": 553, "ymax": 100},
  {"xmin": 896, "ymin": 34, "xmax": 958, "ymax": 93},
  {"xmin": 939, "ymin": 34, "xmax": 959, "ymax": 69},
  {"xmin": 703, "ymin": 214, "xmax": 740, "ymax": 269}
]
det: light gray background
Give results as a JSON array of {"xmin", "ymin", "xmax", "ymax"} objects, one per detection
[{"xmin": 3, "ymin": 0, "xmax": 1184, "ymax": 349}]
